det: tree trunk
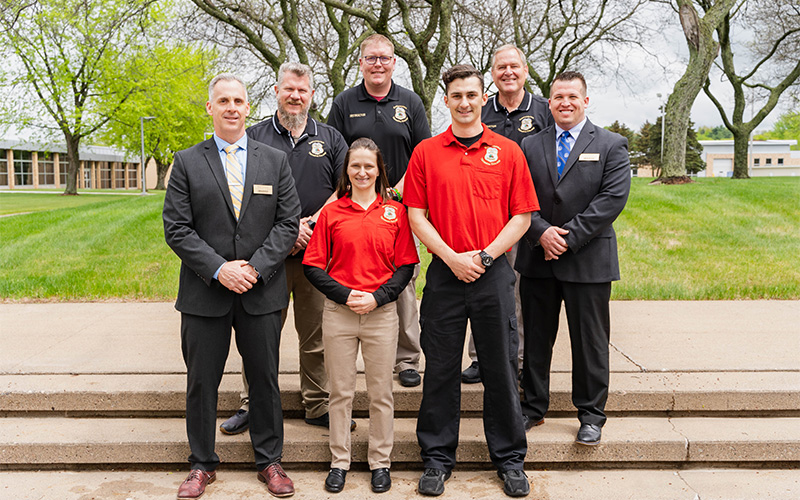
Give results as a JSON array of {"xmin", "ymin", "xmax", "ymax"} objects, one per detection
[
  {"xmin": 156, "ymin": 159, "xmax": 168, "ymax": 190},
  {"xmin": 732, "ymin": 129, "xmax": 752, "ymax": 179},
  {"xmin": 63, "ymin": 133, "xmax": 81, "ymax": 195},
  {"xmin": 662, "ymin": 0, "xmax": 736, "ymax": 182}
]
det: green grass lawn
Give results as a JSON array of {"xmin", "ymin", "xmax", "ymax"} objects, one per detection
[
  {"xmin": 1, "ymin": 177, "xmax": 799, "ymax": 301},
  {"xmin": 0, "ymin": 192, "xmax": 137, "ymax": 215}
]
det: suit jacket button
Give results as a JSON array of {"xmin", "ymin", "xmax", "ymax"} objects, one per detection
[
  {"xmin": 235, "ymin": 234, "xmax": 241, "ymax": 241},
  {"xmin": 554, "ymin": 196, "xmax": 562, "ymax": 204}
]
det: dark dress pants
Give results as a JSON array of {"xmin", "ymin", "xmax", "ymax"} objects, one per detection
[
  {"xmin": 181, "ymin": 295, "xmax": 283, "ymax": 471},
  {"xmin": 416, "ymin": 255, "xmax": 527, "ymax": 473},
  {"xmin": 519, "ymin": 276, "xmax": 611, "ymax": 426}
]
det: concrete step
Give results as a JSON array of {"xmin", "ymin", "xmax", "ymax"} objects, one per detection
[
  {"xmin": 2, "ymin": 371, "xmax": 798, "ymax": 417},
  {"xmin": 2, "ymin": 416, "xmax": 799, "ymax": 467},
  {"xmin": 2, "ymin": 469, "xmax": 799, "ymax": 500}
]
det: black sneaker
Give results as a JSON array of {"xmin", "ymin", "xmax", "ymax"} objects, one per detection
[
  {"xmin": 398, "ymin": 369, "xmax": 421, "ymax": 387},
  {"xmin": 418, "ymin": 468, "xmax": 450, "ymax": 496},
  {"xmin": 305, "ymin": 412, "xmax": 357, "ymax": 432},
  {"xmin": 499, "ymin": 469, "xmax": 530, "ymax": 497},
  {"xmin": 461, "ymin": 361, "xmax": 481, "ymax": 384},
  {"xmin": 219, "ymin": 409, "xmax": 249, "ymax": 435}
]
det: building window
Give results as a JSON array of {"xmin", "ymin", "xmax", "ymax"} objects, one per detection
[
  {"xmin": 38, "ymin": 152, "xmax": 56, "ymax": 186},
  {"xmin": 778, "ymin": 158, "xmax": 784, "ymax": 165},
  {"xmin": 83, "ymin": 165, "xmax": 92, "ymax": 188},
  {"xmin": 114, "ymin": 162, "xmax": 125, "ymax": 188},
  {"xmin": 100, "ymin": 161, "xmax": 111, "ymax": 188},
  {"xmin": 766, "ymin": 158, "xmax": 772, "ymax": 165},
  {"xmin": 59, "ymin": 156, "xmax": 69, "ymax": 186},
  {"xmin": 753, "ymin": 158, "xmax": 760, "ymax": 166},
  {"xmin": 14, "ymin": 150, "xmax": 33, "ymax": 186},
  {"xmin": 0, "ymin": 149, "xmax": 8, "ymax": 187},
  {"xmin": 127, "ymin": 163, "xmax": 138, "ymax": 188}
]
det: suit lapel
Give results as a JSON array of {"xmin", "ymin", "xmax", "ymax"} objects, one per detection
[
  {"xmin": 542, "ymin": 128, "xmax": 559, "ymax": 187},
  {"xmin": 237, "ymin": 143, "xmax": 259, "ymax": 222},
  {"xmin": 558, "ymin": 120, "xmax": 596, "ymax": 185},
  {"xmin": 203, "ymin": 140, "xmax": 237, "ymax": 219}
]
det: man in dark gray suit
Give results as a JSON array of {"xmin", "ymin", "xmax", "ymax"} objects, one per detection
[
  {"xmin": 163, "ymin": 73, "xmax": 300, "ymax": 499},
  {"xmin": 516, "ymin": 71, "xmax": 630, "ymax": 446}
]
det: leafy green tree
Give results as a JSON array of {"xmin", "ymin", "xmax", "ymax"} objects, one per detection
[
  {"xmin": 755, "ymin": 110, "xmax": 800, "ymax": 150},
  {"xmin": 697, "ymin": 125, "xmax": 733, "ymax": 140},
  {"xmin": 0, "ymin": 0, "xmax": 159, "ymax": 194},
  {"xmin": 102, "ymin": 43, "xmax": 215, "ymax": 190}
]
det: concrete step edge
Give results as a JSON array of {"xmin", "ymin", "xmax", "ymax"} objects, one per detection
[{"xmin": 2, "ymin": 416, "xmax": 799, "ymax": 466}]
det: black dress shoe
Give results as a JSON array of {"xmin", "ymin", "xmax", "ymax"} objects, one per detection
[
  {"xmin": 371, "ymin": 467, "xmax": 391, "ymax": 493},
  {"xmin": 305, "ymin": 412, "xmax": 357, "ymax": 431},
  {"xmin": 398, "ymin": 369, "xmax": 421, "ymax": 387},
  {"xmin": 219, "ymin": 409, "xmax": 249, "ymax": 435},
  {"xmin": 522, "ymin": 415, "xmax": 544, "ymax": 432},
  {"xmin": 418, "ymin": 467, "xmax": 450, "ymax": 496},
  {"xmin": 324, "ymin": 468, "xmax": 347, "ymax": 493},
  {"xmin": 461, "ymin": 361, "xmax": 481, "ymax": 384},
  {"xmin": 575, "ymin": 423, "xmax": 602, "ymax": 446}
]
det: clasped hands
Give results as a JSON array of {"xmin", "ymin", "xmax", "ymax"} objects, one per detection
[
  {"xmin": 218, "ymin": 260, "xmax": 258, "ymax": 294},
  {"xmin": 540, "ymin": 226, "xmax": 569, "ymax": 260},
  {"xmin": 445, "ymin": 251, "xmax": 485, "ymax": 283},
  {"xmin": 347, "ymin": 290, "xmax": 377, "ymax": 315},
  {"xmin": 290, "ymin": 216, "xmax": 314, "ymax": 255}
]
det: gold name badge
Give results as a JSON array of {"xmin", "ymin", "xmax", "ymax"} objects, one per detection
[
  {"xmin": 579, "ymin": 153, "xmax": 600, "ymax": 161},
  {"xmin": 253, "ymin": 184, "xmax": 273, "ymax": 195}
]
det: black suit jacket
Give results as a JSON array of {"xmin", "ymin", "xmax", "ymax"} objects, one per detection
[
  {"xmin": 163, "ymin": 138, "xmax": 301, "ymax": 317},
  {"xmin": 516, "ymin": 120, "xmax": 630, "ymax": 283}
]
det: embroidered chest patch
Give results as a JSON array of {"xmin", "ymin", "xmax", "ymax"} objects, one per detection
[
  {"xmin": 481, "ymin": 146, "xmax": 501, "ymax": 166},
  {"xmin": 380, "ymin": 205, "xmax": 398, "ymax": 223},
  {"xmin": 309, "ymin": 141, "xmax": 326, "ymax": 157},
  {"xmin": 393, "ymin": 105, "xmax": 408, "ymax": 123}
]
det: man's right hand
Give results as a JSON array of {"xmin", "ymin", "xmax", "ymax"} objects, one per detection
[
  {"xmin": 445, "ymin": 251, "xmax": 485, "ymax": 283},
  {"xmin": 218, "ymin": 260, "xmax": 258, "ymax": 294},
  {"xmin": 539, "ymin": 226, "xmax": 569, "ymax": 260}
]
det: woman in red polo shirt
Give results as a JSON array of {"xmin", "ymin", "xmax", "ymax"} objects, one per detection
[{"xmin": 303, "ymin": 137, "xmax": 419, "ymax": 494}]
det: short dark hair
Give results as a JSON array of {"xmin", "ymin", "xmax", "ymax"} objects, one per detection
[
  {"xmin": 442, "ymin": 64, "xmax": 484, "ymax": 93},
  {"xmin": 552, "ymin": 71, "xmax": 587, "ymax": 97},
  {"xmin": 336, "ymin": 137, "xmax": 391, "ymax": 201}
]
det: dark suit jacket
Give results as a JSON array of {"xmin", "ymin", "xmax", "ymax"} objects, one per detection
[
  {"xmin": 516, "ymin": 119, "xmax": 630, "ymax": 283},
  {"xmin": 163, "ymin": 137, "xmax": 301, "ymax": 317}
]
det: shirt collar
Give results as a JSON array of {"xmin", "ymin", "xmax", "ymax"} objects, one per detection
[
  {"xmin": 492, "ymin": 90, "xmax": 532, "ymax": 113},
  {"xmin": 441, "ymin": 123, "xmax": 492, "ymax": 150},
  {"xmin": 555, "ymin": 117, "xmax": 587, "ymax": 139},
  {"xmin": 339, "ymin": 193, "xmax": 385, "ymax": 211},
  {"xmin": 271, "ymin": 114, "xmax": 317, "ymax": 137},
  {"xmin": 357, "ymin": 79, "xmax": 399, "ymax": 102},
  {"xmin": 213, "ymin": 133, "xmax": 248, "ymax": 153}
]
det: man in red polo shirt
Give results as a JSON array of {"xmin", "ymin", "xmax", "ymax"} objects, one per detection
[{"xmin": 404, "ymin": 64, "xmax": 539, "ymax": 498}]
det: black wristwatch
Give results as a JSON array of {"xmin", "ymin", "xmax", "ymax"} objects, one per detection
[{"xmin": 479, "ymin": 250, "xmax": 494, "ymax": 268}]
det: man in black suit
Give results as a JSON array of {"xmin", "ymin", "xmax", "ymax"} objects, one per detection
[
  {"xmin": 163, "ymin": 74, "xmax": 300, "ymax": 499},
  {"xmin": 517, "ymin": 71, "xmax": 630, "ymax": 446}
]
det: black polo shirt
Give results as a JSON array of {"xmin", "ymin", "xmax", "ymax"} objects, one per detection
[
  {"xmin": 247, "ymin": 116, "xmax": 346, "ymax": 218},
  {"xmin": 482, "ymin": 91, "xmax": 552, "ymax": 145},
  {"xmin": 328, "ymin": 80, "xmax": 431, "ymax": 187}
]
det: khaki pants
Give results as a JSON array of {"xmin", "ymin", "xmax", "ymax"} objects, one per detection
[
  {"xmin": 468, "ymin": 242, "xmax": 524, "ymax": 368},
  {"xmin": 241, "ymin": 257, "xmax": 329, "ymax": 419},
  {"xmin": 323, "ymin": 298, "xmax": 398, "ymax": 470},
  {"xmin": 395, "ymin": 261, "xmax": 421, "ymax": 372}
]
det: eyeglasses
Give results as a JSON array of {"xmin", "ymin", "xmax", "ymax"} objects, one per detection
[{"xmin": 362, "ymin": 55, "xmax": 394, "ymax": 65}]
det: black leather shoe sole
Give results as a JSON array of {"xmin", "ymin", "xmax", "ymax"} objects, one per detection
[
  {"xmin": 325, "ymin": 468, "xmax": 346, "ymax": 493},
  {"xmin": 371, "ymin": 468, "xmax": 391, "ymax": 493}
]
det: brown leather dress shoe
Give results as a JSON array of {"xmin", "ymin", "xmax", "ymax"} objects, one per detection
[
  {"xmin": 258, "ymin": 462, "xmax": 295, "ymax": 497},
  {"xmin": 177, "ymin": 469, "xmax": 216, "ymax": 499}
]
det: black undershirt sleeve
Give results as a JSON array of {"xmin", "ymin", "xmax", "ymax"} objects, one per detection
[
  {"xmin": 303, "ymin": 265, "xmax": 352, "ymax": 304},
  {"xmin": 303, "ymin": 263, "xmax": 414, "ymax": 307},
  {"xmin": 371, "ymin": 264, "xmax": 414, "ymax": 307}
]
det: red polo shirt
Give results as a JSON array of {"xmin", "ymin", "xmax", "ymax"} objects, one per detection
[
  {"xmin": 404, "ymin": 124, "xmax": 539, "ymax": 253},
  {"xmin": 303, "ymin": 196, "xmax": 419, "ymax": 292}
]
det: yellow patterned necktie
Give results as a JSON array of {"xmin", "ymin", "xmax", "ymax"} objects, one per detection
[{"xmin": 224, "ymin": 144, "xmax": 243, "ymax": 219}]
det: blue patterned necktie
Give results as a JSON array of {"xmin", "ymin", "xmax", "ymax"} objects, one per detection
[{"xmin": 557, "ymin": 130, "xmax": 572, "ymax": 178}]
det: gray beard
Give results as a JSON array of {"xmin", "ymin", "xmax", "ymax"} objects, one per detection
[{"xmin": 277, "ymin": 109, "xmax": 308, "ymax": 133}]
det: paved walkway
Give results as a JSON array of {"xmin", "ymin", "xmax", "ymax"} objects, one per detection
[{"xmin": 1, "ymin": 300, "xmax": 798, "ymax": 375}]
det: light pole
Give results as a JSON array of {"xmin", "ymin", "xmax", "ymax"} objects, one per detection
[
  {"xmin": 657, "ymin": 93, "xmax": 665, "ymax": 165},
  {"xmin": 140, "ymin": 116, "xmax": 155, "ymax": 194}
]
